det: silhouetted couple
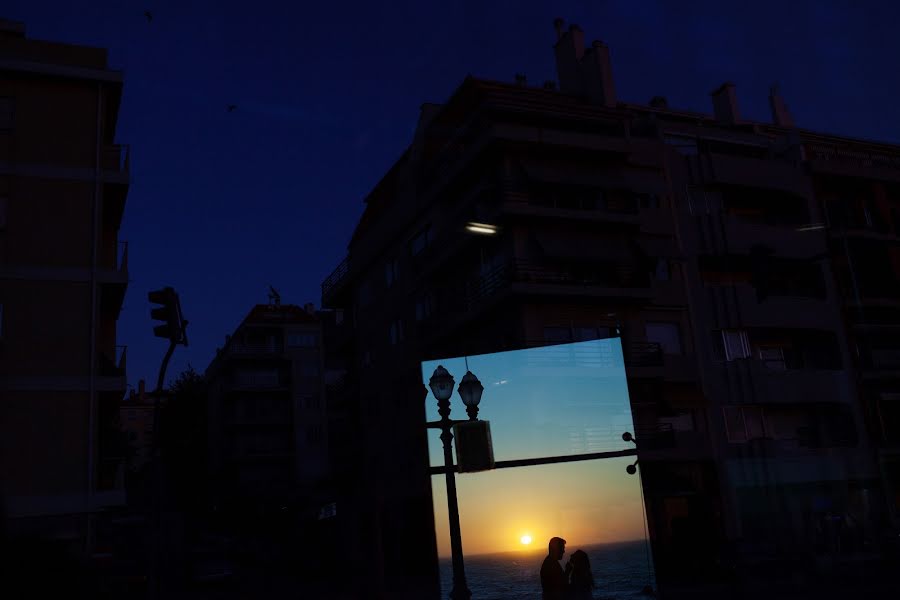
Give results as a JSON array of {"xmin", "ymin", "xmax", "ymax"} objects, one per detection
[{"xmin": 540, "ymin": 537, "xmax": 595, "ymax": 600}]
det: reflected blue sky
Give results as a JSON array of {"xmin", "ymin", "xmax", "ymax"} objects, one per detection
[{"xmin": 422, "ymin": 338, "xmax": 636, "ymax": 465}]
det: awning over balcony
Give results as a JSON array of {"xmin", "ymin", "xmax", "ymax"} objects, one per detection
[{"xmin": 536, "ymin": 232, "xmax": 635, "ymax": 262}]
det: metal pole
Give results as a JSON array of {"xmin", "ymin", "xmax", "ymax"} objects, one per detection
[
  {"xmin": 150, "ymin": 338, "xmax": 176, "ymax": 600},
  {"xmin": 436, "ymin": 396, "xmax": 471, "ymax": 600}
]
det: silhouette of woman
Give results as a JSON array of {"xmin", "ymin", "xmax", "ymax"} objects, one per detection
[{"xmin": 567, "ymin": 549, "xmax": 595, "ymax": 600}]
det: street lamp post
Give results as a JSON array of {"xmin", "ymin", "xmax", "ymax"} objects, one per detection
[{"xmin": 426, "ymin": 365, "xmax": 484, "ymax": 600}]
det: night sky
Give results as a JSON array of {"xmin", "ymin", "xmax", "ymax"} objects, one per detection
[{"xmin": 6, "ymin": 0, "xmax": 899, "ymax": 387}]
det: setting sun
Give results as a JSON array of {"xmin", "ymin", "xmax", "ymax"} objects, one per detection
[{"xmin": 520, "ymin": 535, "xmax": 533, "ymax": 545}]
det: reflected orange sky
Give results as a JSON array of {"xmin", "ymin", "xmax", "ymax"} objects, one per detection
[{"xmin": 432, "ymin": 457, "xmax": 647, "ymax": 557}]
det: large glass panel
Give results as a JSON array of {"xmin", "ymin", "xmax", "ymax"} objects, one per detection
[{"xmin": 422, "ymin": 338, "xmax": 655, "ymax": 599}]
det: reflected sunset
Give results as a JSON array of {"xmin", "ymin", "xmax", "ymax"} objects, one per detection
[{"xmin": 422, "ymin": 339, "xmax": 649, "ymax": 558}]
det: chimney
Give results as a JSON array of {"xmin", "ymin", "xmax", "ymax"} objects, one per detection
[
  {"xmin": 138, "ymin": 379, "xmax": 145, "ymax": 402},
  {"xmin": 304, "ymin": 302, "xmax": 315, "ymax": 315},
  {"xmin": 769, "ymin": 84, "xmax": 795, "ymax": 128},
  {"xmin": 711, "ymin": 82, "xmax": 740, "ymax": 124},
  {"xmin": 581, "ymin": 40, "xmax": 617, "ymax": 107},
  {"xmin": 554, "ymin": 21, "xmax": 585, "ymax": 95}
]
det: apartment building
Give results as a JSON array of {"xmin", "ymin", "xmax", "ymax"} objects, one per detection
[
  {"xmin": 205, "ymin": 302, "xmax": 328, "ymax": 513},
  {"xmin": 119, "ymin": 380, "xmax": 154, "ymax": 474},
  {"xmin": 321, "ymin": 21, "xmax": 900, "ymax": 598},
  {"xmin": 0, "ymin": 20, "xmax": 130, "ymax": 551}
]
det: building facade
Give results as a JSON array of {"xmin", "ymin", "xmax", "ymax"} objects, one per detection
[
  {"xmin": 321, "ymin": 21, "xmax": 900, "ymax": 598},
  {"xmin": 205, "ymin": 302, "xmax": 328, "ymax": 514},
  {"xmin": 0, "ymin": 20, "xmax": 130, "ymax": 551}
]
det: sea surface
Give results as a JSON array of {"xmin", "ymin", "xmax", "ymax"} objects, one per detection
[{"xmin": 439, "ymin": 540, "xmax": 656, "ymax": 600}]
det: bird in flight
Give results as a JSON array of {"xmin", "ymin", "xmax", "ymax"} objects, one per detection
[
  {"xmin": 227, "ymin": 104, "xmax": 237, "ymax": 113},
  {"xmin": 144, "ymin": 10, "xmax": 153, "ymax": 23}
]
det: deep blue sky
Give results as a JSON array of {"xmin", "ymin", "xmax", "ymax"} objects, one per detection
[{"xmin": 6, "ymin": 0, "xmax": 899, "ymax": 387}]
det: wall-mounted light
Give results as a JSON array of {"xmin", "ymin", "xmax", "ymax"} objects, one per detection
[{"xmin": 465, "ymin": 221, "xmax": 498, "ymax": 235}]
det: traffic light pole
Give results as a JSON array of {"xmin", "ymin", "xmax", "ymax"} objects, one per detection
[{"xmin": 149, "ymin": 338, "xmax": 175, "ymax": 600}]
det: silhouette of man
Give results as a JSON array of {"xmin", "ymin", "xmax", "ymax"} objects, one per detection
[{"xmin": 540, "ymin": 536, "xmax": 572, "ymax": 600}]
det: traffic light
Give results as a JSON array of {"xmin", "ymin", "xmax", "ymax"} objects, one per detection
[{"xmin": 148, "ymin": 286, "xmax": 188, "ymax": 345}]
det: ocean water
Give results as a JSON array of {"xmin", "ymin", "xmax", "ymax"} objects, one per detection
[{"xmin": 438, "ymin": 540, "xmax": 656, "ymax": 600}]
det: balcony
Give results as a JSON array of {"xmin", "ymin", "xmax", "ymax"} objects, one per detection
[
  {"xmin": 465, "ymin": 259, "xmax": 653, "ymax": 310},
  {"xmin": 745, "ymin": 362, "xmax": 852, "ymax": 405},
  {"xmin": 723, "ymin": 215, "xmax": 826, "ymax": 259},
  {"xmin": 321, "ymin": 256, "xmax": 350, "ymax": 308},
  {"xmin": 98, "ymin": 241, "xmax": 128, "ymax": 316},
  {"xmin": 230, "ymin": 372, "xmax": 285, "ymax": 390},
  {"xmin": 101, "ymin": 144, "xmax": 130, "ymax": 184},
  {"xmin": 623, "ymin": 342, "xmax": 698, "ymax": 381},
  {"xmin": 227, "ymin": 342, "xmax": 282, "ymax": 357},
  {"xmin": 706, "ymin": 152, "xmax": 809, "ymax": 196},
  {"xmin": 499, "ymin": 194, "xmax": 642, "ymax": 226},
  {"xmin": 635, "ymin": 423, "xmax": 710, "ymax": 459},
  {"xmin": 97, "ymin": 345, "xmax": 127, "ymax": 377},
  {"xmin": 734, "ymin": 285, "xmax": 834, "ymax": 329},
  {"xmin": 805, "ymin": 141, "xmax": 900, "ymax": 182}
]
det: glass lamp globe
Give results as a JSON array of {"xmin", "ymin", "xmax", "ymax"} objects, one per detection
[
  {"xmin": 457, "ymin": 371, "xmax": 484, "ymax": 408},
  {"xmin": 429, "ymin": 365, "xmax": 455, "ymax": 402}
]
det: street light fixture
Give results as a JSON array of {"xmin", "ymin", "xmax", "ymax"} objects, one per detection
[
  {"xmin": 457, "ymin": 371, "xmax": 484, "ymax": 421},
  {"xmin": 427, "ymin": 365, "xmax": 474, "ymax": 600}
]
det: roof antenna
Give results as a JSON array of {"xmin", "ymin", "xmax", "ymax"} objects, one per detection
[{"xmin": 268, "ymin": 285, "xmax": 281, "ymax": 306}]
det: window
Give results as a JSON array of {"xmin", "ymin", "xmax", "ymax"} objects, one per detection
[
  {"xmin": 287, "ymin": 332, "xmax": 317, "ymax": 347},
  {"xmin": 574, "ymin": 327, "xmax": 599, "ymax": 342},
  {"xmin": 389, "ymin": 320, "xmax": 404, "ymax": 345},
  {"xmin": 645, "ymin": 322, "xmax": 683, "ymax": 355},
  {"xmin": 410, "ymin": 226, "xmax": 431, "ymax": 256},
  {"xmin": 743, "ymin": 406, "xmax": 767, "ymax": 439},
  {"xmin": 654, "ymin": 258, "xmax": 670, "ymax": 281},
  {"xmin": 664, "ymin": 134, "xmax": 698, "ymax": 156},
  {"xmin": 758, "ymin": 346, "xmax": 787, "ymax": 370},
  {"xmin": 299, "ymin": 361, "xmax": 320, "ymax": 377},
  {"xmin": 543, "ymin": 326, "xmax": 571, "ymax": 343},
  {"xmin": 415, "ymin": 292, "xmax": 434, "ymax": 321},
  {"xmin": 307, "ymin": 425, "xmax": 323, "ymax": 444},
  {"xmin": 721, "ymin": 329, "xmax": 750, "ymax": 361},
  {"xmin": 385, "ymin": 258, "xmax": 399, "ymax": 287},
  {"xmin": 724, "ymin": 406, "xmax": 769, "ymax": 443},
  {"xmin": 637, "ymin": 193, "xmax": 661, "ymax": 209}
]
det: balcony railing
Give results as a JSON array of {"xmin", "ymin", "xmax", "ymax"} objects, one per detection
[
  {"xmin": 233, "ymin": 372, "xmax": 282, "ymax": 388},
  {"xmin": 103, "ymin": 144, "xmax": 131, "ymax": 173},
  {"xmin": 623, "ymin": 341, "xmax": 664, "ymax": 367},
  {"xmin": 805, "ymin": 142, "xmax": 900, "ymax": 171},
  {"xmin": 229, "ymin": 342, "xmax": 281, "ymax": 355},
  {"xmin": 634, "ymin": 423, "xmax": 677, "ymax": 450},
  {"xmin": 322, "ymin": 256, "xmax": 349, "ymax": 301},
  {"xmin": 97, "ymin": 345, "xmax": 127, "ymax": 377},
  {"xmin": 463, "ymin": 259, "xmax": 648, "ymax": 310}
]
